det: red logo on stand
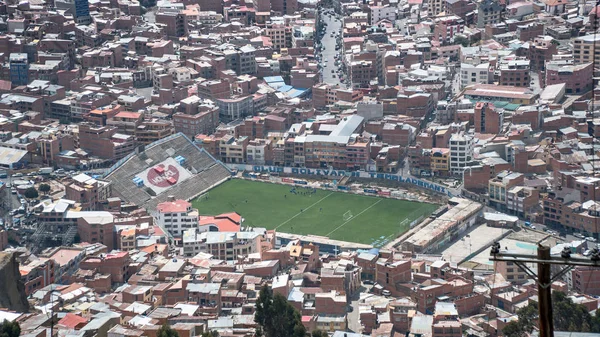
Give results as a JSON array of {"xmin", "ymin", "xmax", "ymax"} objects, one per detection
[{"xmin": 147, "ymin": 164, "xmax": 180, "ymax": 187}]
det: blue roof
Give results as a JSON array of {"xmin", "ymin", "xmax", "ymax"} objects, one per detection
[
  {"xmin": 264, "ymin": 76, "xmax": 285, "ymax": 84},
  {"xmin": 287, "ymin": 88, "xmax": 307, "ymax": 98},
  {"xmin": 278, "ymin": 85, "xmax": 293, "ymax": 92},
  {"xmin": 368, "ymin": 248, "xmax": 380, "ymax": 255}
]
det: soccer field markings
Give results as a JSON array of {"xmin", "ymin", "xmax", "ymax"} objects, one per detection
[
  {"xmin": 325, "ymin": 199, "xmax": 383, "ymax": 237},
  {"xmin": 274, "ymin": 192, "xmax": 334, "ymax": 230}
]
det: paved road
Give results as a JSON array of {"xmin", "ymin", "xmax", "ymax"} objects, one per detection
[
  {"xmin": 348, "ymin": 284, "xmax": 373, "ymax": 333},
  {"xmin": 319, "ymin": 10, "xmax": 344, "ymax": 87}
]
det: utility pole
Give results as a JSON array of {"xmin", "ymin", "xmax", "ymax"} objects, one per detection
[
  {"xmin": 490, "ymin": 242, "xmax": 600, "ymax": 337},
  {"xmin": 537, "ymin": 245, "xmax": 553, "ymax": 337}
]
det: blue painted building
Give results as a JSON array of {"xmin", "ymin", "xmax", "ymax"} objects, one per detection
[{"xmin": 9, "ymin": 53, "xmax": 28, "ymax": 86}]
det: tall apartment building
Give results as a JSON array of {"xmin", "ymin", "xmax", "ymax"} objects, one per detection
[
  {"xmin": 476, "ymin": 0, "xmax": 503, "ymax": 28},
  {"xmin": 528, "ymin": 36, "xmax": 558, "ymax": 71},
  {"xmin": 572, "ymin": 34, "xmax": 600, "ymax": 74},
  {"xmin": 474, "ymin": 102, "xmax": 503, "ymax": 134},
  {"xmin": 433, "ymin": 15, "xmax": 465, "ymax": 44},
  {"xmin": 9, "ymin": 53, "xmax": 29, "ymax": 86},
  {"xmin": 156, "ymin": 7, "xmax": 187, "ymax": 38},
  {"xmin": 56, "ymin": 0, "xmax": 91, "ymax": 24},
  {"xmin": 449, "ymin": 133, "xmax": 474, "ymax": 175},
  {"xmin": 270, "ymin": 0, "xmax": 297, "ymax": 15},
  {"xmin": 156, "ymin": 198, "xmax": 199, "ymax": 238},
  {"xmin": 572, "ymin": 267, "xmax": 600, "ymax": 296},
  {"xmin": 173, "ymin": 97, "xmax": 220, "ymax": 137},
  {"xmin": 428, "ymin": 0, "xmax": 446, "ymax": 17}
]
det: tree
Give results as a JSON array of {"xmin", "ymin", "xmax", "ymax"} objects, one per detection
[
  {"xmin": 0, "ymin": 320, "xmax": 21, "ymax": 337},
  {"xmin": 503, "ymin": 292, "xmax": 600, "ymax": 336},
  {"xmin": 255, "ymin": 285, "xmax": 306, "ymax": 337},
  {"xmin": 23, "ymin": 187, "xmax": 38, "ymax": 199},
  {"xmin": 502, "ymin": 303, "xmax": 537, "ymax": 337},
  {"xmin": 39, "ymin": 184, "xmax": 51, "ymax": 194},
  {"xmin": 552, "ymin": 291, "xmax": 593, "ymax": 332},
  {"xmin": 454, "ymin": 36, "xmax": 470, "ymax": 47},
  {"xmin": 502, "ymin": 321, "xmax": 526, "ymax": 337},
  {"xmin": 201, "ymin": 331, "xmax": 219, "ymax": 337},
  {"xmin": 157, "ymin": 324, "xmax": 179, "ymax": 337},
  {"xmin": 312, "ymin": 330, "xmax": 328, "ymax": 337}
]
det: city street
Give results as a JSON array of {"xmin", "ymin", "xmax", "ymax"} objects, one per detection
[{"xmin": 318, "ymin": 9, "xmax": 344, "ymax": 87}]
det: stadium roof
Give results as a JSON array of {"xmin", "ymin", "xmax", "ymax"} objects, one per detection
[{"xmin": 104, "ymin": 133, "xmax": 231, "ymax": 210}]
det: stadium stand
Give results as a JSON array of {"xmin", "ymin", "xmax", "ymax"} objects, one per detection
[{"xmin": 104, "ymin": 133, "xmax": 231, "ymax": 209}]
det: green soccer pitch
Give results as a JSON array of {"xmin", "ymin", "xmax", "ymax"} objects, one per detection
[{"xmin": 192, "ymin": 179, "xmax": 438, "ymax": 247}]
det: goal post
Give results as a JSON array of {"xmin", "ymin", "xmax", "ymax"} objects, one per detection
[{"xmin": 343, "ymin": 210, "xmax": 353, "ymax": 221}]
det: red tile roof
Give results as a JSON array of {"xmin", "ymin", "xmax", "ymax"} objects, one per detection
[
  {"xmin": 157, "ymin": 200, "xmax": 191, "ymax": 213},
  {"xmin": 58, "ymin": 314, "xmax": 88, "ymax": 329}
]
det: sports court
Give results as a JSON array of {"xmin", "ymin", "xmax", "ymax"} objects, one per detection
[{"xmin": 192, "ymin": 179, "xmax": 438, "ymax": 247}]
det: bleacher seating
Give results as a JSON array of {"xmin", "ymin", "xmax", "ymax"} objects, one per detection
[{"xmin": 105, "ymin": 133, "xmax": 231, "ymax": 209}]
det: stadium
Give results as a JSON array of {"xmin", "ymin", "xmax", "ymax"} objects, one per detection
[
  {"xmin": 104, "ymin": 133, "xmax": 231, "ymax": 210},
  {"xmin": 106, "ymin": 133, "xmax": 438, "ymax": 247}
]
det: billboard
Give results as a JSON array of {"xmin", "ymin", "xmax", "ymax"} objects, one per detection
[{"xmin": 137, "ymin": 157, "xmax": 193, "ymax": 195}]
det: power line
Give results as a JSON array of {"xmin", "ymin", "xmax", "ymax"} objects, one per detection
[{"xmin": 490, "ymin": 242, "xmax": 600, "ymax": 337}]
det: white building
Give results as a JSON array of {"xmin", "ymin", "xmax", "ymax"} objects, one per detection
[
  {"xmin": 370, "ymin": 4, "xmax": 397, "ymax": 24},
  {"xmin": 460, "ymin": 63, "xmax": 490, "ymax": 89},
  {"xmin": 449, "ymin": 132, "xmax": 474, "ymax": 175},
  {"xmin": 156, "ymin": 198, "xmax": 199, "ymax": 237},
  {"xmin": 182, "ymin": 229, "xmax": 262, "ymax": 259}
]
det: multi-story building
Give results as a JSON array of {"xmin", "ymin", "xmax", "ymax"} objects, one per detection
[
  {"xmin": 78, "ymin": 123, "xmax": 136, "ymax": 160},
  {"xmin": 474, "ymin": 102, "xmax": 503, "ymax": 134},
  {"xmin": 197, "ymin": 80, "xmax": 231, "ymax": 100},
  {"xmin": 460, "ymin": 63, "xmax": 490, "ymax": 89},
  {"xmin": 264, "ymin": 23, "xmax": 292, "ymax": 51},
  {"xmin": 431, "ymin": 148, "xmax": 450, "ymax": 175},
  {"xmin": 301, "ymin": 115, "xmax": 366, "ymax": 169},
  {"xmin": 215, "ymin": 96, "xmax": 254, "ymax": 122},
  {"xmin": 155, "ymin": 198, "xmax": 199, "ymax": 238},
  {"xmin": 370, "ymin": 5, "xmax": 396, "ymax": 24},
  {"xmin": 545, "ymin": 61, "xmax": 594, "ymax": 94},
  {"xmin": 506, "ymin": 186, "xmax": 539, "ymax": 218},
  {"xmin": 449, "ymin": 133, "xmax": 474, "ymax": 175},
  {"xmin": 572, "ymin": 267, "xmax": 600, "ymax": 295},
  {"xmin": 135, "ymin": 119, "xmax": 174, "ymax": 145},
  {"xmin": 433, "ymin": 16, "xmax": 465, "ymax": 44},
  {"xmin": 173, "ymin": 103, "xmax": 220, "ymax": 138},
  {"xmin": 495, "ymin": 260, "xmax": 528, "ymax": 284},
  {"xmin": 55, "ymin": 0, "xmax": 91, "ymax": 24},
  {"xmin": 182, "ymin": 230, "xmax": 262, "ymax": 259},
  {"xmin": 573, "ymin": 34, "xmax": 600, "ymax": 74},
  {"xmin": 65, "ymin": 173, "xmax": 110, "ymax": 210},
  {"xmin": 488, "ymin": 171, "xmax": 524, "ymax": 209},
  {"xmin": 9, "ymin": 53, "xmax": 29, "ymax": 86},
  {"xmin": 476, "ymin": 0, "xmax": 503, "ymax": 28},
  {"xmin": 497, "ymin": 59, "xmax": 530, "ymax": 87},
  {"xmin": 270, "ymin": 0, "xmax": 297, "ymax": 15},
  {"xmin": 528, "ymin": 36, "xmax": 558, "ymax": 71},
  {"xmin": 246, "ymin": 139, "xmax": 273, "ymax": 165},
  {"xmin": 239, "ymin": 45, "xmax": 257, "ymax": 75},
  {"xmin": 156, "ymin": 7, "xmax": 187, "ymax": 37},
  {"xmin": 219, "ymin": 135, "xmax": 248, "ymax": 164}
]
